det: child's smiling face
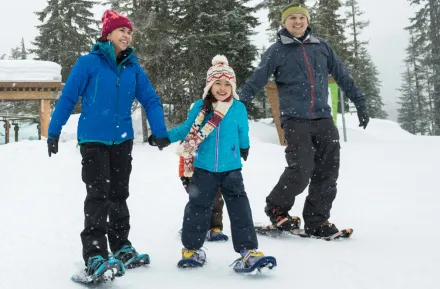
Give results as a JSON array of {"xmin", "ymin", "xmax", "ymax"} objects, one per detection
[{"xmin": 211, "ymin": 79, "xmax": 232, "ymax": 101}]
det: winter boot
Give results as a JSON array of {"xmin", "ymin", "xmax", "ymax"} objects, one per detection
[
  {"xmin": 85, "ymin": 255, "xmax": 124, "ymax": 280},
  {"xmin": 177, "ymin": 248, "xmax": 206, "ymax": 268},
  {"xmin": 232, "ymin": 249, "xmax": 277, "ymax": 274},
  {"xmin": 113, "ymin": 245, "xmax": 150, "ymax": 269},
  {"xmin": 265, "ymin": 204, "xmax": 301, "ymax": 231},
  {"xmin": 206, "ymin": 228, "xmax": 229, "ymax": 242},
  {"xmin": 307, "ymin": 221, "xmax": 339, "ymax": 237}
]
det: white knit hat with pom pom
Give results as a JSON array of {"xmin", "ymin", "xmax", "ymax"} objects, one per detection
[{"xmin": 202, "ymin": 55, "xmax": 238, "ymax": 100}]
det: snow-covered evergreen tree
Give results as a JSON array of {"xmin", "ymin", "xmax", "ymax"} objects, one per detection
[
  {"xmin": 31, "ymin": 0, "xmax": 99, "ymax": 81},
  {"xmin": 398, "ymin": 65, "xmax": 418, "ymax": 134},
  {"xmin": 10, "ymin": 38, "xmax": 28, "ymax": 60},
  {"xmin": 345, "ymin": 0, "xmax": 387, "ymax": 119},
  {"xmin": 173, "ymin": 0, "xmax": 259, "ymax": 122},
  {"xmin": 406, "ymin": 0, "xmax": 440, "ymax": 134},
  {"xmin": 311, "ymin": 0, "xmax": 349, "ymax": 64}
]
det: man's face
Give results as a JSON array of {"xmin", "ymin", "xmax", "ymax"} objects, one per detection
[{"xmin": 283, "ymin": 13, "xmax": 308, "ymax": 38}]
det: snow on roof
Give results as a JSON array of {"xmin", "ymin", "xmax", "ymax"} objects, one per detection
[{"xmin": 0, "ymin": 60, "xmax": 62, "ymax": 82}]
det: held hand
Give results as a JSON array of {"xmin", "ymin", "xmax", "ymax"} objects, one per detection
[
  {"xmin": 356, "ymin": 106, "xmax": 370, "ymax": 129},
  {"xmin": 148, "ymin": 135, "xmax": 171, "ymax": 150},
  {"xmin": 240, "ymin": 147, "xmax": 249, "ymax": 161},
  {"xmin": 47, "ymin": 134, "xmax": 59, "ymax": 157}
]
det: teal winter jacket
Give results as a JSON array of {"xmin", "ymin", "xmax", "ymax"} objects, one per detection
[{"xmin": 168, "ymin": 99, "xmax": 249, "ymax": 173}]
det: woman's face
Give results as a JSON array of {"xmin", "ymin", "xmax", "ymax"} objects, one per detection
[
  {"xmin": 210, "ymin": 79, "xmax": 232, "ymax": 101},
  {"xmin": 107, "ymin": 27, "xmax": 133, "ymax": 55}
]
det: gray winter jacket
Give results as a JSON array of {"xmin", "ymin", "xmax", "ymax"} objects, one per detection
[{"xmin": 239, "ymin": 28, "xmax": 366, "ymax": 124}]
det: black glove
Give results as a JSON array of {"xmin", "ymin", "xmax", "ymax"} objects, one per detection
[
  {"xmin": 47, "ymin": 134, "xmax": 59, "ymax": 157},
  {"xmin": 180, "ymin": 177, "xmax": 191, "ymax": 193},
  {"xmin": 148, "ymin": 134, "xmax": 171, "ymax": 150},
  {"xmin": 357, "ymin": 106, "xmax": 370, "ymax": 129},
  {"xmin": 240, "ymin": 147, "xmax": 249, "ymax": 161}
]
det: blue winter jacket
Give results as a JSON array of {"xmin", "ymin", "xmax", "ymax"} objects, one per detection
[
  {"xmin": 168, "ymin": 99, "xmax": 249, "ymax": 173},
  {"xmin": 240, "ymin": 28, "xmax": 366, "ymax": 125},
  {"xmin": 48, "ymin": 42, "xmax": 167, "ymax": 144}
]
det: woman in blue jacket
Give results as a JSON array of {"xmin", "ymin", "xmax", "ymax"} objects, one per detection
[
  {"xmin": 164, "ymin": 55, "xmax": 276, "ymax": 273},
  {"xmin": 47, "ymin": 10, "xmax": 170, "ymax": 279}
]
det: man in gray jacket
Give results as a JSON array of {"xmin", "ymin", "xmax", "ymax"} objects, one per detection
[{"xmin": 239, "ymin": 2, "xmax": 369, "ymax": 237}]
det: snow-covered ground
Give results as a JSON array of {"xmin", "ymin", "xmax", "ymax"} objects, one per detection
[{"xmin": 0, "ymin": 113, "xmax": 438, "ymax": 289}]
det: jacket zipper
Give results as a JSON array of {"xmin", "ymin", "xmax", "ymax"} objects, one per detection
[
  {"xmin": 93, "ymin": 75, "xmax": 99, "ymax": 104},
  {"xmin": 301, "ymin": 45, "xmax": 316, "ymax": 118},
  {"xmin": 114, "ymin": 74, "xmax": 120, "ymax": 143},
  {"xmin": 215, "ymin": 124, "xmax": 220, "ymax": 172}
]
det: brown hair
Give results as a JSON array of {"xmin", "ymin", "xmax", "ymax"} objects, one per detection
[
  {"xmin": 96, "ymin": 35, "xmax": 108, "ymax": 43},
  {"xmin": 202, "ymin": 91, "xmax": 215, "ymax": 113}
]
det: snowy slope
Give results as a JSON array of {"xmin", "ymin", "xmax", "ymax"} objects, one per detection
[{"xmin": 0, "ymin": 113, "xmax": 438, "ymax": 289}]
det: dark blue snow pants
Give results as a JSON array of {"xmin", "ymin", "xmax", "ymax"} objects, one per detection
[{"xmin": 181, "ymin": 168, "xmax": 258, "ymax": 253}]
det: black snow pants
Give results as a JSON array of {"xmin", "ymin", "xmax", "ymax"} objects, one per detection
[
  {"xmin": 79, "ymin": 140, "xmax": 133, "ymax": 264},
  {"xmin": 267, "ymin": 118, "xmax": 340, "ymax": 231},
  {"xmin": 182, "ymin": 168, "xmax": 258, "ymax": 253}
]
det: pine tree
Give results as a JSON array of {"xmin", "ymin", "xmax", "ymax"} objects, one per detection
[
  {"xmin": 311, "ymin": 0, "xmax": 349, "ymax": 64},
  {"xmin": 31, "ymin": 0, "xmax": 99, "ymax": 81},
  {"xmin": 20, "ymin": 38, "xmax": 28, "ymax": 60},
  {"xmin": 406, "ymin": 0, "xmax": 440, "ymax": 134},
  {"xmin": 405, "ymin": 0, "xmax": 440, "ymax": 134},
  {"xmin": 397, "ymin": 65, "xmax": 418, "ymax": 134},
  {"xmin": 345, "ymin": 0, "xmax": 387, "ymax": 118},
  {"xmin": 399, "ymin": 30, "xmax": 431, "ymax": 134},
  {"xmin": 9, "ymin": 47, "xmax": 21, "ymax": 60},
  {"xmin": 9, "ymin": 38, "xmax": 28, "ymax": 60},
  {"xmin": 174, "ymin": 0, "xmax": 259, "ymax": 122},
  {"xmin": 355, "ymin": 46, "xmax": 387, "ymax": 119}
]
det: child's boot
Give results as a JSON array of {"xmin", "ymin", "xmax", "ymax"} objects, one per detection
[
  {"xmin": 206, "ymin": 228, "xmax": 229, "ymax": 241},
  {"xmin": 232, "ymin": 249, "xmax": 276, "ymax": 274},
  {"xmin": 177, "ymin": 248, "xmax": 206, "ymax": 268}
]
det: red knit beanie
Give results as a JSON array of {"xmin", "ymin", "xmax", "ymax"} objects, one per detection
[{"xmin": 101, "ymin": 10, "xmax": 133, "ymax": 37}]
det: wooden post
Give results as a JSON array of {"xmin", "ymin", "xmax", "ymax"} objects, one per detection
[
  {"xmin": 5, "ymin": 120, "xmax": 10, "ymax": 144},
  {"xmin": 14, "ymin": 123, "xmax": 19, "ymax": 142},
  {"xmin": 265, "ymin": 82, "xmax": 287, "ymax": 146},
  {"xmin": 39, "ymin": 99, "xmax": 51, "ymax": 138}
]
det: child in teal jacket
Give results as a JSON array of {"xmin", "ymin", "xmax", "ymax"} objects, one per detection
[{"xmin": 165, "ymin": 55, "xmax": 276, "ymax": 272}]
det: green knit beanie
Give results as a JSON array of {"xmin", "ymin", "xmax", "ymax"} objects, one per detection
[{"xmin": 281, "ymin": 3, "xmax": 310, "ymax": 23}]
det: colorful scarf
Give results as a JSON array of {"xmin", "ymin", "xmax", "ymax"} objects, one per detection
[{"xmin": 177, "ymin": 99, "xmax": 233, "ymax": 177}]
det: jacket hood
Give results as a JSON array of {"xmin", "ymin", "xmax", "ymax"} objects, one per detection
[
  {"xmin": 91, "ymin": 41, "xmax": 137, "ymax": 65},
  {"xmin": 277, "ymin": 27, "xmax": 320, "ymax": 44}
]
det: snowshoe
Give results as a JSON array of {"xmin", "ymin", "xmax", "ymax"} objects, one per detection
[
  {"xmin": 303, "ymin": 222, "xmax": 353, "ymax": 241},
  {"xmin": 71, "ymin": 255, "xmax": 124, "ymax": 285},
  {"xmin": 232, "ymin": 249, "xmax": 276, "ymax": 275},
  {"xmin": 255, "ymin": 220, "xmax": 353, "ymax": 241},
  {"xmin": 206, "ymin": 228, "xmax": 229, "ymax": 242},
  {"xmin": 177, "ymin": 248, "xmax": 206, "ymax": 268},
  {"xmin": 113, "ymin": 245, "xmax": 150, "ymax": 269}
]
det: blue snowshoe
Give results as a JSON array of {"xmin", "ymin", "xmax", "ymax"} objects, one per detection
[
  {"xmin": 113, "ymin": 245, "xmax": 150, "ymax": 269},
  {"xmin": 177, "ymin": 248, "xmax": 206, "ymax": 268},
  {"xmin": 71, "ymin": 255, "xmax": 125, "ymax": 285},
  {"xmin": 206, "ymin": 228, "xmax": 229, "ymax": 242},
  {"xmin": 232, "ymin": 249, "xmax": 276, "ymax": 275}
]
